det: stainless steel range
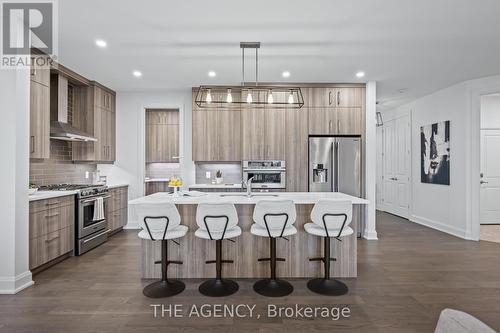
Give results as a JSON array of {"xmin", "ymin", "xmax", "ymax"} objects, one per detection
[{"xmin": 38, "ymin": 184, "xmax": 111, "ymax": 255}]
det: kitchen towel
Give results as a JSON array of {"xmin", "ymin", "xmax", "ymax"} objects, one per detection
[{"xmin": 93, "ymin": 197, "xmax": 105, "ymax": 221}]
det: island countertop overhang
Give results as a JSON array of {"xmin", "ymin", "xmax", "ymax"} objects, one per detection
[{"xmin": 129, "ymin": 191, "xmax": 369, "ymax": 206}]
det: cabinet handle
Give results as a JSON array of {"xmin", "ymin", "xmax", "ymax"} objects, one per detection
[
  {"xmin": 329, "ymin": 120, "xmax": 332, "ymax": 133},
  {"xmin": 45, "ymin": 235, "xmax": 60, "ymax": 243},
  {"xmin": 337, "ymin": 119, "xmax": 340, "ymax": 133},
  {"xmin": 45, "ymin": 201, "xmax": 60, "ymax": 206},
  {"xmin": 30, "ymin": 136, "xmax": 35, "ymax": 153},
  {"xmin": 44, "ymin": 213, "xmax": 60, "ymax": 218},
  {"xmin": 337, "ymin": 91, "xmax": 340, "ymax": 106},
  {"xmin": 328, "ymin": 91, "xmax": 332, "ymax": 105},
  {"xmin": 31, "ymin": 68, "xmax": 36, "ymax": 77}
]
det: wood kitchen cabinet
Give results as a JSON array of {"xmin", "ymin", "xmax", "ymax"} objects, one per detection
[
  {"xmin": 192, "ymin": 109, "xmax": 241, "ymax": 161},
  {"xmin": 305, "ymin": 87, "xmax": 364, "ymax": 108},
  {"xmin": 107, "ymin": 186, "xmax": 128, "ymax": 234},
  {"xmin": 241, "ymin": 108, "xmax": 285, "ymax": 160},
  {"xmin": 309, "ymin": 107, "xmax": 363, "ymax": 135},
  {"xmin": 30, "ymin": 67, "xmax": 50, "ymax": 159},
  {"xmin": 285, "ymin": 108, "xmax": 309, "ymax": 191},
  {"xmin": 29, "ymin": 195, "xmax": 74, "ymax": 271},
  {"xmin": 72, "ymin": 84, "xmax": 116, "ymax": 162},
  {"xmin": 146, "ymin": 109, "xmax": 179, "ymax": 163}
]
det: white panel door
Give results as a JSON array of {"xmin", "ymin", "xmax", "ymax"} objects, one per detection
[
  {"xmin": 381, "ymin": 116, "xmax": 410, "ymax": 218},
  {"xmin": 393, "ymin": 116, "xmax": 410, "ymax": 217},
  {"xmin": 382, "ymin": 120, "xmax": 397, "ymax": 213},
  {"xmin": 480, "ymin": 130, "xmax": 500, "ymax": 224}
]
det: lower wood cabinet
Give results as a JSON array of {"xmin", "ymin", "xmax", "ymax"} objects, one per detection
[
  {"xmin": 107, "ymin": 186, "xmax": 128, "ymax": 234},
  {"xmin": 145, "ymin": 182, "xmax": 171, "ymax": 195},
  {"xmin": 29, "ymin": 195, "xmax": 75, "ymax": 271}
]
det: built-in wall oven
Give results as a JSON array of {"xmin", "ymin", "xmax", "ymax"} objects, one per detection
[
  {"xmin": 242, "ymin": 160, "xmax": 286, "ymax": 189},
  {"xmin": 75, "ymin": 186, "xmax": 111, "ymax": 255}
]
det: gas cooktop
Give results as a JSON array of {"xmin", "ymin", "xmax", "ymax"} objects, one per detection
[{"xmin": 38, "ymin": 184, "xmax": 100, "ymax": 191}]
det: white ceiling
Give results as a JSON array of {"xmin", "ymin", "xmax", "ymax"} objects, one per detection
[{"xmin": 58, "ymin": 0, "xmax": 500, "ymax": 109}]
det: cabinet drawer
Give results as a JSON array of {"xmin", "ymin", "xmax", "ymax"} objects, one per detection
[
  {"xmin": 29, "ymin": 204, "xmax": 74, "ymax": 239},
  {"xmin": 29, "ymin": 227, "xmax": 73, "ymax": 270},
  {"xmin": 109, "ymin": 187, "xmax": 128, "ymax": 211},
  {"xmin": 30, "ymin": 195, "xmax": 75, "ymax": 214},
  {"xmin": 109, "ymin": 207, "xmax": 127, "ymax": 231}
]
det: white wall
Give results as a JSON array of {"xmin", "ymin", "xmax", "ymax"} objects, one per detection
[
  {"xmin": 97, "ymin": 90, "xmax": 194, "ymax": 228},
  {"xmin": 381, "ymin": 75, "xmax": 500, "ymax": 240},
  {"xmin": 0, "ymin": 69, "xmax": 33, "ymax": 293}
]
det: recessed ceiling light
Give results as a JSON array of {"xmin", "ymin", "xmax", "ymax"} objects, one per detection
[
  {"xmin": 208, "ymin": 71, "xmax": 216, "ymax": 78},
  {"xmin": 132, "ymin": 70, "xmax": 142, "ymax": 77},
  {"xmin": 282, "ymin": 71, "xmax": 291, "ymax": 78},
  {"xmin": 356, "ymin": 71, "xmax": 365, "ymax": 78},
  {"xmin": 95, "ymin": 39, "xmax": 107, "ymax": 48}
]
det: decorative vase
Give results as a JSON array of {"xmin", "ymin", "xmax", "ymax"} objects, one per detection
[{"xmin": 172, "ymin": 186, "xmax": 180, "ymax": 197}]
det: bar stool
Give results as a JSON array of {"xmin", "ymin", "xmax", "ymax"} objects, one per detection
[
  {"xmin": 136, "ymin": 202, "xmax": 188, "ymax": 298},
  {"xmin": 195, "ymin": 202, "xmax": 241, "ymax": 297},
  {"xmin": 251, "ymin": 200, "xmax": 297, "ymax": 297},
  {"xmin": 304, "ymin": 200, "xmax": 353, "ymax": 296}
]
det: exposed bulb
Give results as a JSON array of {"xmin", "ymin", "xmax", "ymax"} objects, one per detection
[
  {"xmin": 206, "ymin": 89, "xmax": 212, "ymax": 104},
  {"xmin": 246, "ymin": 91, "xmax": 253, "ymax": 103},
  {"xmin": 226, "ymin": 89, "xmax": 232, "ymax": 103},
  {"xmin": 288, "ymin": 90, "xmax": 294, "ymax": 104},
  {"xmin": 267, "ymin": 90, "xmax": 274, "ymax": 104}
]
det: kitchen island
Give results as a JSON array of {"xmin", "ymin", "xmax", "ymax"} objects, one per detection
[{"xmin": 129, "ymin": 192, "xmax": 368, "ymax": 279}]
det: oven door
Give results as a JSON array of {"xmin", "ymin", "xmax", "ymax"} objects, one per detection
[
  {"xmin": 78, "ymin": 196, "xmax": 109, "ymax": 238},
  {"xmin": 243, "ymin": 169, "xmax": 286, "ymax": 189}
]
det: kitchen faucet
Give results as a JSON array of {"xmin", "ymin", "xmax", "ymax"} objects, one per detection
[{"xmin": 244, "ymin": 176, "xmax": 254, "ymax": 197}]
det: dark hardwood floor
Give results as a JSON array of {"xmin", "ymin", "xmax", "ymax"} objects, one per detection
[{"xmin": 1, "ymin": 211, "xmax": 500, "ymax": 332}]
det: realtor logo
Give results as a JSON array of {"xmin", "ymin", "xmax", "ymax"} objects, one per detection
[{"xmin": 1, "ymin": 0, "xmax": 58, "ymax": 68}]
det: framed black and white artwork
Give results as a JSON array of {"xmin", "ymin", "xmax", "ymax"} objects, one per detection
[{"xmin": 420, "ymin": 120, "xmax": 450, "ymax": 185}]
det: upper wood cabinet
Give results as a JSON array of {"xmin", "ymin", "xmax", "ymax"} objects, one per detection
[
  {"xmin": 304, "ymin": 87, "xmax": 364, "ymax": 108},
  {"xmin": 146, "ymin": 109, "xmax": 179, "ymax": 163},
  {"xmin": 309, "ymin": 107, "xmax": 363, "ymax": 135},
  {"xmin": 30, "ymin": 67, "xmax": 50, "ymax": 159},
  {"xmin": 192, "ymin": 109, "xmax": 241, "ymax": 161},
  {"xmin": 285, "ymin": 108, "xmax": 309, "ymax": 191},
  {"xmin": 241, "ymin": 108, "xmax": 285, "ymax": 160},
  {"xmin": 72, "ymin": 84, "xmax": 116, "ymax": 162}
]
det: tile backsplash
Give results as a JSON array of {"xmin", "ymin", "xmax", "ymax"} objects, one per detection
[
  {"xmin": 195, "ymin": 163, "xmax": 242, "ymax": 184},
  {"xmin": 30, "ymin": 140, "xmax": 96, "ymax": 186},
  {"xmin": 145, "ymin": 163, "xmax": 181, "ymax": 179}
]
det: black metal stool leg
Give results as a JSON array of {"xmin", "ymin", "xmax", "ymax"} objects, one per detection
[
  {"xmin": 253, "ymin": 237, "xmax": 294, "ymax": 297},
  {"xmin": 307, "ymin": 237, "xmax": 348, "ymax": 296},
  {"xmin": 199, "ymin": 239, "xmax": 239, "ymax": 297},
  {"xmin": 143, "ymin": 240, "xmax": 185, "ymax": 298}
]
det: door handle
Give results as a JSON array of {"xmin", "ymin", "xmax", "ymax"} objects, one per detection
[{"xmin": 480, "ymin": 180, "xmax": 489, "ymax": 184}]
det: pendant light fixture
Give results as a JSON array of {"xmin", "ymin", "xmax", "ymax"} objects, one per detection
[
  {"xmin": 195, "ymin": 42, "xmax": 304, "ymax": 108},
  {"xmin": 288, "ymin": 90, "xmax": 294, "ymax": 104},
  {"xmin": 206, "ymin": 89, "xmax": 212, "ymax": 104},
  {"xmin": 267, "ymin": 90, "xmax": 274, "ymax": 104}
]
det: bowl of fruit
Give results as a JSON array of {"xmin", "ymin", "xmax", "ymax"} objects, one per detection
[{"xmin": 168, "ymin": 177, "xmax": 183, "ymax": 196}]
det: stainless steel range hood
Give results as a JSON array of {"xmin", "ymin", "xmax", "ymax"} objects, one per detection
[{"xmin": 49, "ymin": 74, "xmax": 97, "ymax": 142}]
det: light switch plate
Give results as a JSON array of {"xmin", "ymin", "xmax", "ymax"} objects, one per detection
[
  {"xmin": 206, "ymin": 171, "xmax": 211, "ymax": 179},
  {"xmin": 85, "ymin": 171, "xmax": 89, "ymax": 179}
]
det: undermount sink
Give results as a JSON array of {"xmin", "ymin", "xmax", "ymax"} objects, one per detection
[{"xmin": 219, "ymin": 193, "xmax": 279, "ymax": 198}]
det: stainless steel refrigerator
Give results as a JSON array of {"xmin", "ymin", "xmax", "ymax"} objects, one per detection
[{"xmin": 308, "ymin": 136, "xmax": 361, "ymax": 197}]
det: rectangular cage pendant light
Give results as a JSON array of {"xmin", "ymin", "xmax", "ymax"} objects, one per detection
[{"xmin": 195, "ymin": 42, "xmax": 304, "ymax": 109}]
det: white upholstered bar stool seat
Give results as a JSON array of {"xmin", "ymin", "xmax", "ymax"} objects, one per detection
[
  {"xmin": 251, "ymin": 200, "xmax": 297, "ymax": 297},
  {"xmin": 195, "ymin": 203, "xmax": 241, "ymax": 297},
  {"xmin": 136, "ymin": 202, "xmax": 188, "ymax": 298},
  {"xmin": 304, "ymin": 200, "xmax": 353, "ymax": 296}
]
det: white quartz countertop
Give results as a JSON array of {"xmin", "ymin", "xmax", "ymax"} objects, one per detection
[
  {"xmin": 188, "ymin": 183, "xmax": 243, "ymax": 189},
  {"xmin": 144, "ymin": 178, "xmax": 170, "ymax": 183},
  {"xmin": 29, "ymin": 190, "xmax": 78, "ymax": 202},
  {"xmin": 129, "ymin": 191, "xmax": 369, "ymax": 205},
  {"xmin": 107, "ymin": 183, "xmax": 129, "ymax": 189}
]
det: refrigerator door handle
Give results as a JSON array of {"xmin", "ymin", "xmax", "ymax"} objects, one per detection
[{"xmin": 333, "ymin": 141, "xmax": 339, "ymax": 192}]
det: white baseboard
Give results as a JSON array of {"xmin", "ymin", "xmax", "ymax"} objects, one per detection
[
  {"xmin": 410, "ymin": 214, "xmax": 468, "ymax": 239},
  {"xmin": 0, "ymin": 271, "xmax": 33, "ymax": 294},
  {"xmin": 362, "ymin": 229, "xmax": 378, "ymax": 240}
]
